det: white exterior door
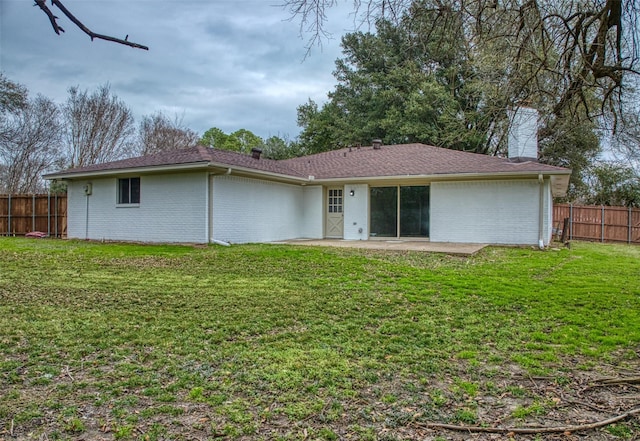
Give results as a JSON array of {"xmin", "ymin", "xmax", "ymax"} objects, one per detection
[{"xmin": 326, "ymin": 187, "xmax": 344, "ymax": 238}]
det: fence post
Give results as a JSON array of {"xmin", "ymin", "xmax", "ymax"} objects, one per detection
[
  {"xmin": 55, "ymin": 194, "xmax": 58, "ymax": 238},
  {"xmin": 569, "ymin": 204, "xmax": 573, "ymax": 241},
  {"xmin": 601, "ymin": 205, "xmax": 605, "ymax": 242},
  {"xmin": 47, "ymin": 193, "xmax": 51, "ymax": 237},
  {"xmin": 561, "ymin": 217, "xmax": 570, "ymax": 243},
  {"xmin": 7, "ymin": 194, "xmax": 11, "ymax": 236},
  {"xmin": 32, "ymin": 194, "xmax": 36, "ymax": 232},
  {"xmin": 629, "ymin": 206, "xmax": 633, "ymax": 244}
]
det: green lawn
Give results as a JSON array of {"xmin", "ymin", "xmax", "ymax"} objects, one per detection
[{"xmin": 1, "ymin": 238, "xmax": 639, "ymax": 440}]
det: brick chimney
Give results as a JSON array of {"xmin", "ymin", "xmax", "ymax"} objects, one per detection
[{"xmin": 251, "ymin": 147, "xmax": 262, "ymax": 159}]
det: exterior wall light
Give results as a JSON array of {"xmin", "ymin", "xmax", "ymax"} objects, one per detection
[{"xmin": 349, "ymin": 189, "xmax": 355, "ymax": 196}]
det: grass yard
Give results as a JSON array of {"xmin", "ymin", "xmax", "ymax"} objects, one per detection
[{"xmin": 0, "ymin": 238, "xmax": 639, "ymax": 440}]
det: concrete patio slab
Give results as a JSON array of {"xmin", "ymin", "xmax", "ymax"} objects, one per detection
[{"xmin": 274, "ymin": 239, "xmax": 487, "ymax": 255}]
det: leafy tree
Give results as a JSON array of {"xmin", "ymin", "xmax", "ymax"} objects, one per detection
[
  {"xmin": 540, "ymin": 115, "xmax": 601, "ymax": 201},
  {"xmin": 298, "ymin": 16, "xmax": 486, "ymax": 153},
  {"xmin": 585, "ymin": 163, "xmax": 640, "ymax": 207},
  {"xmin": 137, "ymin": 112, "xmax": 199, "ymax": 155},
  {"xmin": 296, "ymin": 99, "xmax": 348, "ymax": 154},
  {"xmin": 262, "ymin": 135, "xmax": 305, "ymax": 159},
  {"xmin": 200, "ymin": 127, "xmax": 303, "ymax": 159},
  {"xmin": 200, "ymin": 127, "xmax": 263, "ymax": 154},
  {"xmin": 230, "ymin": 129, "xmax": 263, "ymax": 154},
  {"xmin": 63, "ymin": 84, "xmax": 135, "ymax": 168},
  {"xmin": 200, "ymin": 127, "xmax": 229, "ymax": 149}
]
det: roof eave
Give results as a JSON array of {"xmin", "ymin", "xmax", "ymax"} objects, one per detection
[
  {"xmin": 207, "ymin": 162, "xmax": 308, "ymax": 184},
  {"xmin": 309, "ymin": 169, "xmax": 572, "ymax": 183},
  {"xmin": 45, "ymin": 161, "xmax": 309, "ymax": 185},
  {"xmin": 310, "ymin": 169, "xmax": 572, "ymax": 197},
  {"xmin": 43, "ymin": 162, "xmax": 212, "ymax": 180}
]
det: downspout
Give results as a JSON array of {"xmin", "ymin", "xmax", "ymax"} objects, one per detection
[
  {"xmin": 85, "ymin": 191, "xmax": 90, "ymax": 240},
  {"xmin": 538, "ymin": 173, "xmax": 545, "ymax": 249},
  {"xmin": 206, "ymin": 173, "xmax": 212, "ymax": 244}
]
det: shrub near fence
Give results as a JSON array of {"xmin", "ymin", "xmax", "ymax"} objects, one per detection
[
  {"xmin": 554, "ymin": 203, "xmax": 640, "ymax": 244},
  {"xmin": 0, "ymin": 194, "xmax": 67, "ymax": 238}
]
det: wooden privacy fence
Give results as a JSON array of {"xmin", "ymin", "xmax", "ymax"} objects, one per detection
[
  {"xmin": 0, "ymin": 194, "xmax": 67, "ymax": 238},
  {"xmin": 553, "ymin": 203, "xmax": 640, "ymax": 244}
]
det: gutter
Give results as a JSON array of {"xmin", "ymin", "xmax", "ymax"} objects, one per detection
[
  {"xmin": 312, "ymin": 169, "xmax": 569, "ymax": 181},
  {"xmin": 43, "ymin": 162, "xmax": 212, "ymax": 180},
  {"xmin": 309, "ymin": 170, "xmax": 570, "ymax": 184}
]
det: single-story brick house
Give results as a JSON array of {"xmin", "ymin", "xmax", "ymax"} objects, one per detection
[{"xmin": 45, "ymin": 109, "xmax": 571, "ymax": 246}]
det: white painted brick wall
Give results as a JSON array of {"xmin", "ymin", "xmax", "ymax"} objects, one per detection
[
  {"xmin": 67, "ymin": 182, "xmax": 83, "ymax": 239},
  {"xmin": 301, "ymin": 186, "xmax": 324, "ymax": 239},
  {"xmin": 211, "ymin": 175, "xmax": 306, "ymax": 243},
  {"xmin": 430, "ymin": 179, "xmax": 552, "ymax": 245},
  {"xmin": 66, "ymin": 172, "xmax": 209, "ymax": 243},
  {"xmin": 344, "ymin": 184, "xmax": 369, "ymax": 240}
]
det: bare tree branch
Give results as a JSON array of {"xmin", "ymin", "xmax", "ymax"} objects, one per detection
[
  {"xmin": 33, "ymin": 0, "xmax": 64, "ymax": 34},
  {"xmin": 34, "ymin": 0, "xmax": 148, "ymax": 50}
]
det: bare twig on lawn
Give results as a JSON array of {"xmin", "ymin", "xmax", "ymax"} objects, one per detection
[
  {"xmin": 582, "ymin": 376, "xmax": 640, "ymax": 394},
  {"xmin": 35, "ymin": 0, "xmax": 148, "ymax": 50},
  {"xmin": 595, "ymin": 376, "xmax": 640, "ymax": 385},
  {"xmin": 63, "ymin": 365, "xmax": 74, "ymax": 381},
  {"xmin": 416, "ymin": 406, "xmax": 640, "ymax": 435},
  {"xmin": 561, "ymin": 397, "xmax": 607, "ymax": 413}
]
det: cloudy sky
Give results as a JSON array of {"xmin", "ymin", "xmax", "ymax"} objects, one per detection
[{"xmin": 0, "ymin": 0, "xmax": 356, "ymax": 140}]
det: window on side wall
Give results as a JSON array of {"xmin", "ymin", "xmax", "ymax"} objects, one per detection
[{"xmin": 118, "ymin": 177, "xmax": 140, "ymax": 204}]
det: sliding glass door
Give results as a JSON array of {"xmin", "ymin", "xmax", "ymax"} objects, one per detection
[
  {"xmin": 370, "ymin": 187, "xmax": 398, "ymax": 237},
  {"xmin": 370, "ymin": 186, "xmax": 429, "ymax": 238},
  {"xmin": 400, "ymin": 186, "xmax": 430, "ymax": 237}
]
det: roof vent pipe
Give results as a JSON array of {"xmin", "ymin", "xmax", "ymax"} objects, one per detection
[
  {"xmin": 251, "ymin": 148, "xmax": 262, "ymax": 159},
  {"xmin": 372, "ymin": 139, "xmax": 383, "ymax": 149}
]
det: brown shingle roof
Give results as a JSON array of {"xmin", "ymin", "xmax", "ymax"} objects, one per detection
[
  {"xmin": 45, "ymin": 145, "xmax": 305, "ymax": 179},
  {"xmin": 45, "ymin": 143, "xmax": 570, "ymax": 180},
  {"xmin": 281, "ymin": 143, "xmax": 569, "ymax": 179}
]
